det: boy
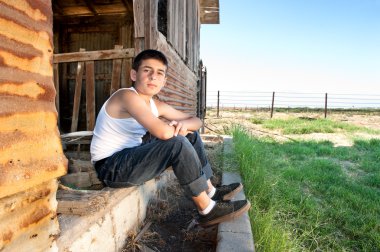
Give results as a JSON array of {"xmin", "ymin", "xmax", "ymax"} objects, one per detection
[{"xmin": 90, "ymin": 49, "xmax": 250, "ymax": 226}]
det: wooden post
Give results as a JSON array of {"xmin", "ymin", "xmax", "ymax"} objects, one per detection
[
  {"xmin": 121, "ymin": 58, "xmax": 133, "ymax": 88},
  {"xmin": 85, "ymin": 60, "xmax": 95, "ymax": 130},
  {"xmin": 110, "ymin": 45, "xmax": 123, "ymax": 95},
  {"xmin": 324, "ymin": 93, "xmax": 328, "ymax": 118},
  {"xmin": 71, "ymin": 48, "xmax": 85, "ymax": 132},
  {"xmin": 270, "ymin": 91, "xmax": 275, "ymax": 118},
  {"xmin": 144, "ymin": 0, "xmax": 158, "ymax": 49},
  {"xmin": 217, "ymin": 90, "xmax": 220, "ymax": 118}
]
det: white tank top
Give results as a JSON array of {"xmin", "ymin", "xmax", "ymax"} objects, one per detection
[{"xmin": 90, "ymin": 87, "xmax": 159, "ymax": 163}]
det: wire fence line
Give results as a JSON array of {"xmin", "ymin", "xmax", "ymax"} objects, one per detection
[
  {"xmin": 207, "ymin": 90, "xmax": 380, "ymax": 118},
  {"xmin": 208, "ymin": 91, "xmax": 380, "ymax": 108}
]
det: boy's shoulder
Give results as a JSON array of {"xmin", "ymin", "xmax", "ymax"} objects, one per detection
[
  {"xmin": 112, "ymin": 88, "xmax": 138, "ymax": 100},
  {"xmin": 108, "ymin": 88, "xmax": 139, "ymax": 107}
]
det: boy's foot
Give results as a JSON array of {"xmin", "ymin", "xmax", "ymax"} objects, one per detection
[
  {"xmin": 212, "ymin": 183, "xmax": 243, "ymax": 201},
  {"xmin": 198, "ymin": 200, "xmax": 251, "ymax": 227}
]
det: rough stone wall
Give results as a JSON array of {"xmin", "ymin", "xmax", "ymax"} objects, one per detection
[{"xmin": 0, "ymin": 0, "xmax": 67, "ymax": 251}]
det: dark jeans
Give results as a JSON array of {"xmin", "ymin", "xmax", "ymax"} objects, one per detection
[{"xmin": 94, "ymin": 131, "xmax": 212, "ymax": 198}]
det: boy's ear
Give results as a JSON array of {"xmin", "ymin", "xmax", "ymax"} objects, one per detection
[{"xmin": 130, "ymin": 69, "xmax": 137, "ymax": 81}]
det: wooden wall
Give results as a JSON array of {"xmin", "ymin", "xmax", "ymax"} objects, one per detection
[
  {"xmin": 53, "ymin": 15, "xmax": 134, "ymax": 132},
  {"xmin": 136, "ymin": 0, "xmax": 200, "ymax": 115},
  {"xmin": 166, "ymin": 0, "xmax": 200, "ymax": 73},
  {"xmin": 0, "ymin": 0, "xmax": 67, "ymax": 251},
  {"xmin": 157, "ymin": 34, "xmax": 198, "ymax": 115}
]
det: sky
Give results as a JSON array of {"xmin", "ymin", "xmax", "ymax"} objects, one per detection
[{"xmin": 200, "ymin": 0, "xmax": 380, "ymax": 94}]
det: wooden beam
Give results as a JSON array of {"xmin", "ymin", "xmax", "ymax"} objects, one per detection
[
  {"xmin": 121, "ymin": 59, "xmax": 127, "ymax": 88},
  {"xmin": 71, "ymin": 49, "xmax": 85, "ymax": 133},
  {"xmin": 84, "ymin": 0, "xmax": 99, "ymax": 16},
  {"xmin": 144, "ymin": 0, "xmax": 158, "ymax": 49},
  {"xmin": 57, "ymin": 189, "xmax": 109, "ymax": 215},
  {"xmin": 121, "ymin": 58, "xmax": 132, "ymax": 88},
  {"xmin": 133, "ymin": 0, "xmax": 144, "ymax": 38},
  {"xmin": 110, "ymin": 45, "xmax": 123, "ymax": 95},
  {"xmin": 53, "ymin": 48, "xmax": 135, "ymax": 63},
  {"xmin": 85, "ymin": 60, "xmax": 95, "ymax": 130}
]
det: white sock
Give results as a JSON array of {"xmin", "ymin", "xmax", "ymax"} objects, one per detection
[
  {"xmin": 207, "ymin": 187, "xmax": 216, "ymax": 198},
  {"xmin": 199, "ymin": 200, "xmax": 216, "ymax": 215}
]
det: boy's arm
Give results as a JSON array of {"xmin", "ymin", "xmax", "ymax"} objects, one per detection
[
  {"xmin": 120, "ymin": 91, "xmax": 176, "ymax": 140},
  {"xmin": 156, "ymin": 100, "xmax": 202, "ymax": 136}
]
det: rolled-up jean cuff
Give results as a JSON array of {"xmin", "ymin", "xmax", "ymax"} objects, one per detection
[
  {"xmin": 202, "ymin": 163, "xmax": 213, "ymax": 180},
  {"xmin": 182, "ymin": 174, "xmax": 209, "ymax": 197}
]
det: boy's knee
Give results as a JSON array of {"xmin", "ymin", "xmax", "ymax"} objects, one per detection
[
  {"xmin": 171, "ymin": 135, "xmax": 189, "ymax": 145},
  {"xmin": 170, "ymin": 135, "xmax": 193, "ymax": 151}
]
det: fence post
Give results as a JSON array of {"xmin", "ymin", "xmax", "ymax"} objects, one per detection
[
  {"xmin": 324, "ymin": 93, "xmax": 328, "ymax": 118},
  {"xmin": 217, "ymin": 90, "xmax": 220, "ymax": 118},
  {"xmin": 270, "ymin": 91, "xmax": 275, "ymax": 118}
]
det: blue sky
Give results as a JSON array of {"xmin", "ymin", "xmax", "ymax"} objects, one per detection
[{"xmin": 200, "ymin": 0, "xmax": 380, "ymax": 94}]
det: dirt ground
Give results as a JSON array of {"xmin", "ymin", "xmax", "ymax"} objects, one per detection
[
  {"xmin": 122, "ymin": 142, "xmax": 223, "ymax": 252},
  {"xmin": 123, "ymin": 182, "xmax": 217, "ymax": 252}
]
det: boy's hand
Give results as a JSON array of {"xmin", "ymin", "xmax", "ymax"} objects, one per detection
[{"xmin": 169, "ymin": 120, "xmax": 188, "ymax": 136}]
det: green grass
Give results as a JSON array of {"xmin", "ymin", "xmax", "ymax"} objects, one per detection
[
  {"xmin": 250, "ymin": 117, "xmax": 380, "ymax": 135},
  {"xmin": 232, "ymin": 127, "xmax": 380, "ymax": 251}
]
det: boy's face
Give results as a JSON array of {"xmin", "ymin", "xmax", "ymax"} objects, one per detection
[{"xmin": 130, "ymin": 58, "xmax": 167, "ymax": 96}]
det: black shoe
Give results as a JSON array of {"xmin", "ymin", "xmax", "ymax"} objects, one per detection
[
  {"xmin": 211, "ymin": 182, "xmax": 243, "ymax": 201},
  {"xmin": 198, "ymin": 200, "xmax": 251, "ymax": 227}
]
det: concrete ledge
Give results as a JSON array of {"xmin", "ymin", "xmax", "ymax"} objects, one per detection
[
  {"xmin": 57, "ymin": 170, "xmax": 175, "ymax": 252},
  {"xmin": 216, "ymin": 137, "xmax": 255, "ymax": 252}
]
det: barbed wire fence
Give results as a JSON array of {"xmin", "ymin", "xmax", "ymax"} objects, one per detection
[{"xmin": 207, "ymin": 91, "xmax": 380, "ymax": 118}]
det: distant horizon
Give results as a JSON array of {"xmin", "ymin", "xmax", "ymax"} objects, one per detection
[{"xmin": 200, "ymin": 0, "xmax": 380, "ymax": 94}]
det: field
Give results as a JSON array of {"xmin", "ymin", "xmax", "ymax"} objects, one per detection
[{"xmin": 204, "ymin": 108, "xmax": 380, "ymax": 252}]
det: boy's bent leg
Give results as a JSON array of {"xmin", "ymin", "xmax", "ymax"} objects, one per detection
[
  {"xmin": 186, "ymin": 132, "xmax": 244, "ymax": 202},
  {"xmin": 98, "ymin": 135, "xmax": 209, "ymax": 197},
  {"xmin": 185, "ymin": 131, "xmax": 213, "ymax": 180}
]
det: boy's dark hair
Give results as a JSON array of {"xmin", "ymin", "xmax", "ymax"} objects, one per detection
[{"xmin": 132, "ymin": 49, "xmax": 169, "ymax": 71}]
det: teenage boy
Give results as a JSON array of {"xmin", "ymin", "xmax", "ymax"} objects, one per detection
[{"xmin": 90, "ymin": 49, "xmax": 250, "ymax": 226}]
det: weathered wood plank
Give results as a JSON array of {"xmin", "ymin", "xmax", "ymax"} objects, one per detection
[
  {"xmin": 110, "ymin": 45, "xmax": 123, "ymax": 94},
  {"xmin": 71, "ymin": 48, "xmax": 85, "ymax": 132},
  {"xmin": 60, "ymin": 172, "xmax": 92, "ymax": 189},
  {"xmin": 121, "ymin": 59, "xmax": 127, "ymax": 88},
  {"xmin": 173, "ymin": 0, "xmax": 178, "ymax": 49},
  {"xmin": 53, "ymin": 48, "xmax": 134, "ymax": 63},
  {"xmin": 85, "ymin": 60, "xmax": 95, "ymax": 130},
  {"xmin": 157, "ymin": 96, "xmax": 194, "ymax": 106},
  {"xmin": 161, "ymin": 86, "xmax": 194, "ymax": 100},
  {"xmin": 167, "ymin": 0, "xmax": 173, "ymax": 43},
  {"xmin": 133, "ymin": 0, "xmax": 145, "ymax": 38},
  {"xmin": 110, "ymin": 59, "xmax": 122, "ymax": 94},
  {"xmin": 179, "ymin": 0, "xmax": 186, "ymax": 58},
  {"xmin": 68, "ymin": 159, "xmax": 94, "ymax": 173},
  {"xmin": 144, "ymin": 0, "xmax": 158, "ymax": 49},
  {"xmin": 126, "ymin": 58, "xmax": 133, "ymax": 87},
  {"xmin": 57, "ymin": 189, "xmax": 110, "ymax": 215}
]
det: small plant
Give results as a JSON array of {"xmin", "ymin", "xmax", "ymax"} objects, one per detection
[{"xmin": 250, "ymin": 117, "xmax": 265, "ymax": 124}]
